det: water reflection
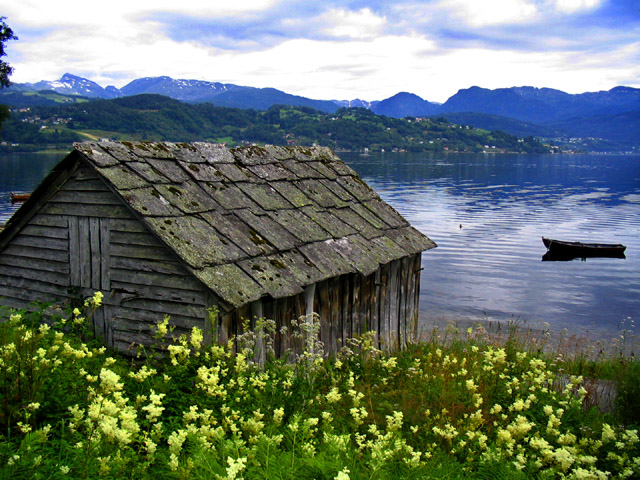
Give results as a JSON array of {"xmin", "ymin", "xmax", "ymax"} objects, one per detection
[
  {"xmin": 541, "ymin": 252, "xmax": 626, "ymax": 262},
  {"xmin": 341, "ymin": 152, "xmax": 640, "ymax": 338}
]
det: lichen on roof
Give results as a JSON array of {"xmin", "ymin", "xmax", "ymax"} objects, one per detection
[{"xmin": 73, "ymin": 141, "xmax": 436, "ymax": 307}]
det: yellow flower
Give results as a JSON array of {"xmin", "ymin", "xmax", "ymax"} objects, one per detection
[
  {"xmin": 326, "ymin": 387, "xmax": 342, "ymax": 404},
  {"xmin": 156, "ymin": 316, "xmax": 170, "ymax": 338},
  {"xmin": 190, "ymin": 326, "xmax": 204, "ymax": 350},
  {"xmin": 334, "ymin": 468, "xmax": 350, "ymax": 480},
  {"xmin": 601, "ymin": 424, "xmax": 616, "ymax": 443},
  {"xmin": 225, "ymin": 456, "xmax": 247, "ymax": 480}
]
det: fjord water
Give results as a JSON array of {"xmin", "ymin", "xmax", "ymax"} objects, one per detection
[
  {"xmin": 0, "ymin": 152, "xmax": 638, "ymax": 339},
  {"xmin": 0, "ymin": 153, "xmax": 61, "ymax": 224},
  {"xmin": 341, "ymin": 152, "xmax": 640, "ymax": 339}
]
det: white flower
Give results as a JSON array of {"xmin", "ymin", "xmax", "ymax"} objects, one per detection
[{"xmin": 334, "ymin": 468, "xmax": 350, "ymax": 480}]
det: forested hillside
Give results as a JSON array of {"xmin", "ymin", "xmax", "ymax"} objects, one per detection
[{"xmin": 1, "ymin": 94, "xmax": 548, "ymax": 153}]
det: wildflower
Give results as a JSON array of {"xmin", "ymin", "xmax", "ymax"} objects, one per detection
[
  {"xmin": 190, "ymin": 326, "xmax": 204, "ymax": 350},
  {"xmin": 17, "ymin": 422, "xmax": 32, "ymax": 434},
  {"xmin": 326, "ymin": 387, "xmax": 342, "ymax": 404},
  {"xmin": 99, "ymin": 368, "xmax": 123, "ymax": 393},
  {"xmin": 129, "ymin": 365, "xmax": 158, "ymax": 382},
  {"xmin": 387, "ymin": 411, "xmax": 403, "ymax": 432},
  {"xmin": 144, "ymin": 437, "xmax": 157, "ymax": 456},
  {"xmin": 490, "ymin": 404, "xmax": 503, "ymax": 415},
  {"xmin": 168, "ymin": 344, "xmax": 190, "ymax": 366},
  {"xmin": 168, "ymin": 429, "xmax": 188, "ymax": 455},
  {"xmin": 169, "ymin": 453, "xmax": 179, "ymax": 471},
  {"xmin": 142, "ymin": 390, "xmax": 165, "ymax": 422},
  {"xmin": 273, "ymin": 407, "xmax": 285, "ymax": 426},
  {"xmin": 511, "ymin": 398, "xmax": 526, "ymax": 412},
  {"xmin": 496, "ymin": 428, "xmax": 513, "ymax": 445},
  {"xmin": 334, "ymin": 468, "xmax": 350, "ymax": 480},
  {"xmin": 381, "ymin": 356, "xmax": 397, "ymax": 370},
  {"xmin": 508, "ymin": 415, "xmax": 534, "ymax": 439},
  {"xmin": 433, "ymin": 423, "xmax": 458, "ymax": 441},
  {"xmin": 85, "ymin": 291, "xmax": 103, "ymax": 308},
  {"xmin": 601, "ymin": 424, "xmax": 616, "ymax": 443},
  {"xmin": 350, "ymin": 407, "xmax": 368, "ymax": 426},
  {"xmin": 552, "ymin": 447, "xmax": 575, "ymax": 471},
  {"xmin": 59, "ymin": 465, "xmax": 70, "ymax": 474},
  {"xmin": 225, "ymin": 456, "xmax": 247, "ymax": 480}
]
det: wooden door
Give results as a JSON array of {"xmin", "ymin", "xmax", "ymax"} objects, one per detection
[{"xmin": 68, "ymin": 216, "xmax": 112, "ymax": 345}]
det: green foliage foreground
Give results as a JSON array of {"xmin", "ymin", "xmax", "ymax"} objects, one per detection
[{"xmin": 0, "ymin": 297, "xmax": 638, "ymax": 479}]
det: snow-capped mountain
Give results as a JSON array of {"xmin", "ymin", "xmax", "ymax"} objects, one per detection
[
  {"xmin": 119, "ymin": 76, "xmax": 241, "ymax": 102},
  {"xmin": 332, "ymin": 98, "xmax": 379, "ymax": 109},
  {"xmin": 25, "ymin": 73, "xmax": 121, "ymax": 99}
]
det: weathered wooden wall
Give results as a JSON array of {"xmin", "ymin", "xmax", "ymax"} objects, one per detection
[
  {"xmin": 0, "ymin": 164, "xmax": 215, "ymax": 353},
  {"xmin": 216, "ymin": 252, "xmax": 422, "ymax": 357}
]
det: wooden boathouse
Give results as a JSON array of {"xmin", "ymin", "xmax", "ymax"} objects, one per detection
[{"xmin": 0, "ymin": 141, "xmax": 436, "ymax": 355}]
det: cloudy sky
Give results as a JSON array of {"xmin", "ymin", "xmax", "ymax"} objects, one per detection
[{"xmin": 3, "ymin": 0, "xmax": 639, "ymax": 102}]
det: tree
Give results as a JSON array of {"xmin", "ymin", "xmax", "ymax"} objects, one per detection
[
  {"xmin": 0, "ymin": 17, "xmax": 17, "ymax": 130},
  {"xmin": 0, "ymin": 16, "xmax": 17, "ymax": 88}
]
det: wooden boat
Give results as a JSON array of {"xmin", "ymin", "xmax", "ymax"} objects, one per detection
[
  {"xmin": 542, "ymin": 237, "xmax": 626, "ymax": 257},
  {"xmin": 10, "ymin": 192, "xmax": 31, "ymax": 203}
]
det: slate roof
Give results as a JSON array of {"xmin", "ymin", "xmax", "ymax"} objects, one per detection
[{"xmin": 72, "ymin": 141, "xmax": 436, "ymax": 307}]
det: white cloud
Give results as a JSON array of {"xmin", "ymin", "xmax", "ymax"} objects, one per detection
[
  {"xmin": 439, "ymin": 0, "xmax": 539, "ymax": 27},
  {"xmin": 5, "ymin": 0, "xmax": 279, "ymax": 27},
  {"xmin": 319, "ymin": 8, "xmax": 386, "ymax": 40},
  {"xmin": 551, "ymin": 0, "xmax": 602, "ymax": 14}
]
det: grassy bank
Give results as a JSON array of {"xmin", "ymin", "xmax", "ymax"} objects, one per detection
[{"xmin": 0, "ymin": 297, "xmax": 638, "ymax": 479}]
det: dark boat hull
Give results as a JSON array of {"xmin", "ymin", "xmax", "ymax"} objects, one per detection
[{"xmin": 542, "ymin": 237, "xmax": 626, "ymax": 258}]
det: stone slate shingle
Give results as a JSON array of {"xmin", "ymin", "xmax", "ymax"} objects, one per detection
[{"xmin": 74, "ymin": 141, "xmax": 436, "ymax": 307}]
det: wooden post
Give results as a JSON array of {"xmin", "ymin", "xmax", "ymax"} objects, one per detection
[
  {"xmin": 251, "ymin": 299, "xmax": 265, "ymax": 366},
  {"xmin": 304, "ymin": 283, "xmax": 316, "ymax": 355}
]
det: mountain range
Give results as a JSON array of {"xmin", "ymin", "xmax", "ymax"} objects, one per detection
[{"xmin": 3, "ymin": 73, "xmax": 640, "ymax": 151}]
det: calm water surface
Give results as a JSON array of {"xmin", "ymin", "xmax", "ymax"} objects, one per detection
[
  {"xmin": 0, "ymin": 153, "xmax": 61, "ymax": 223},
  {"xmin": 1, "ymin": 152, "xmax": 639, "ymax": 340},
  {"xmin": 341, "ymin": 152, "xmax": 640, "ymax": 340}
]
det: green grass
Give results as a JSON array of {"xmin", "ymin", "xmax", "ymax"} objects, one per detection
[{"xmin": 0, "ymin": 300, "xmax": 638, "ymax": 479}]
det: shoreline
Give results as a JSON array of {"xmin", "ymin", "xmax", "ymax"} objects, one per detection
[{"xmin": 416, "ymin": 310, "xmax": 639, "ymax": 358}]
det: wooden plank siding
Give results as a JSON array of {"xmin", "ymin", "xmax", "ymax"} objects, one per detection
[
  {"xmin": 0, "ymin": 165, "xmax": 219, "ymax": 354},
  {"xmin": 227, "ymin": 253, "xmax": 423, "ymax": 358},
  {"xmin": 0, "ymin": 209, "xmax": 71, "ymax": 307}
]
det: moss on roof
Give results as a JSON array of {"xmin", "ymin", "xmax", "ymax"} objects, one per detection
[{"xmin": 73, "ymin": 141, "xmax": 436, "ymax": 307}]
